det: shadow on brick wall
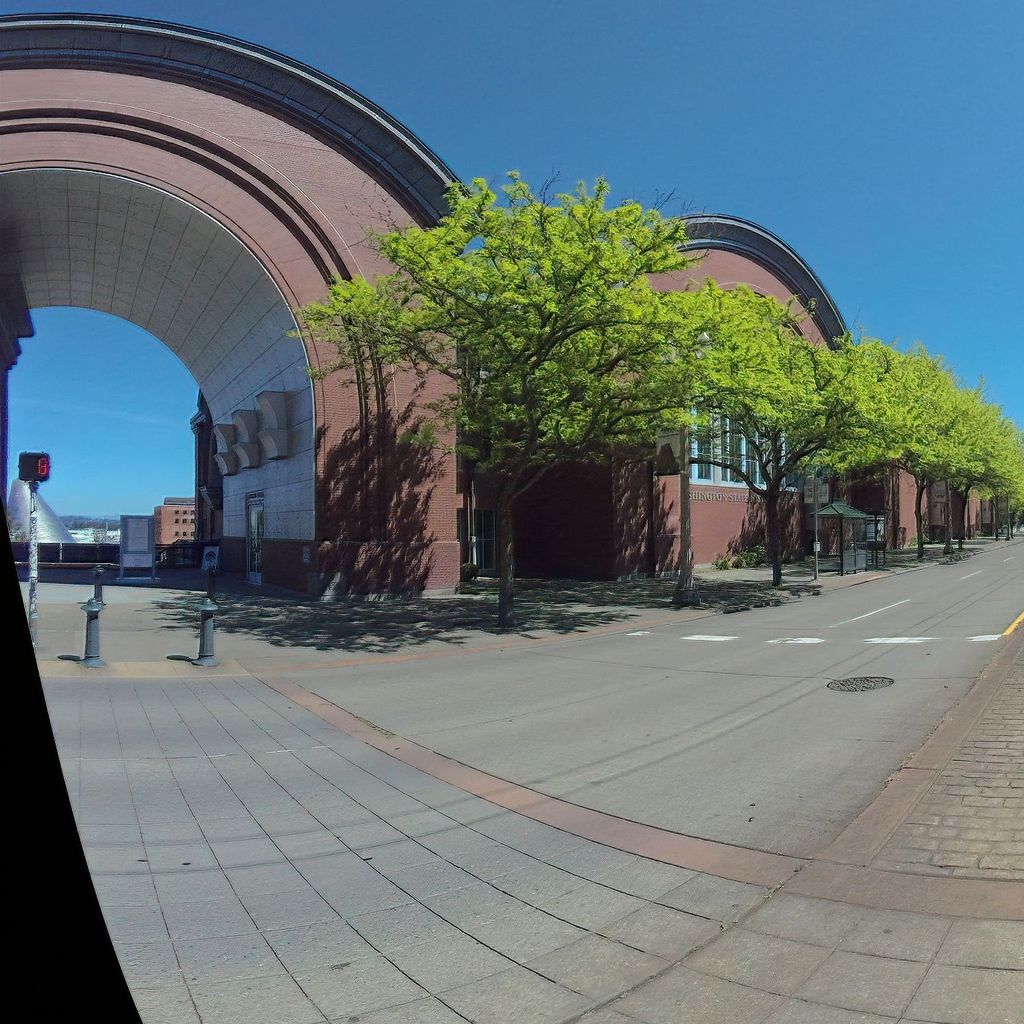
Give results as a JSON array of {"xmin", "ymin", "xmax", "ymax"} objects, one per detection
[
  {"xmin": 315, "ymin": 386, "xmax": 442, "ymax": 596},
  {"xmin": 727, "ymin": 492, "xmax": 803, "ymax": 559}
]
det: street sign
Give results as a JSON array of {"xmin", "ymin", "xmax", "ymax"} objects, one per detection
[
  {"xmin": 803, "ymin": 477, "xmax": 828, "ymax": 507},
  {"xmin": 119, "ymin": 515, "xmax": 156, "ymax": 580}
]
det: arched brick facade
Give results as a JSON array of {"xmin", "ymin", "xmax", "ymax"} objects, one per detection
[
  {"xmin": 0, "ymin": 13, "xmax": 460, "ymax": 595},
  {"xmin": 2, "ymin": 15, "xmax": 923, "ymax": 593}
]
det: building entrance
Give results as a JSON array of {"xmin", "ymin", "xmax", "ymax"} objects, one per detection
[{"xmin": 246, "ymin": 495, "xmax": 264, "ymax": 585}]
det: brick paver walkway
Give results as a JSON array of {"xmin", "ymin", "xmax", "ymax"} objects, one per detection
[{"xmin": 873, "ymin": 646, "xmax": 1024, "ymax": 880}]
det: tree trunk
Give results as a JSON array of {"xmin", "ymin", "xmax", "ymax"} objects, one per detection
[
  {"xmin": 957, "ymin": 487, "xmax": 969, "ymax": 550},
  {"xmin": 943, "ymin": 484, "xmax": 953, "ymax": 555},
  {"xmin": 765, "ymin": 485, "xmax": 783, "ymax": 587},
  {"xmin": 672, "ymin": 427, "xmax": 697, "ymax": 606},
  {"xmin": 496, "ymin": 492, "xmax": 515, "ymax": 628},
  {"xmin": 889, "ymin": 465, "xmax": 901, "ymax": 549},
  {"xmin": 914, "ymin": 479, "xmax": 926, "ymax": 560}
]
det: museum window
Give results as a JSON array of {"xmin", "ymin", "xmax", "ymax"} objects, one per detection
[
  {"xmin": 687, "ymin": 418, "xmax": 792, "ymax": 491},
  {"xmin": 690, "ymin": 431, "xmax": 713, "ymax": 481}
]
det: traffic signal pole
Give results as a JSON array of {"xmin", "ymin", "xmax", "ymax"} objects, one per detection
[
  {"xmin": 28, "ymin": 479, "xmax": 39, "ymax": 647},
  {"xmin": 19, "ymin": 452, "xmax": 51, "ymax": 650}
]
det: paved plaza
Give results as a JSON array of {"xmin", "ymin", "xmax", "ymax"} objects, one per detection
[{"xmin": 31, "ymin": 539, "xmax": 1024, "ymax": 1022}]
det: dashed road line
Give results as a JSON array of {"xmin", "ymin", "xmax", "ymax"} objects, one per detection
[
  {"xmin": 967, "ymin": 635, "xmax": 1003, "ymax": 643},
  {"xmin": 828, "ymin": 600, "xmax": 910, "ymax": 628},
  {"xmin": 626, "ymin": 630, "xmax": 651, "ymax": 636},
  {"xmin": 864, "ymin": 637, "xmax": 939, "ymax": 645},
  {"xmin": 765, "ymin": 637, "xmax": 826, "ymax": 645},
  {"xmin": 680, "ymin": 635, "xmax": 738, "ymax": 642},
  {"xmin": 959, "ymin": 571, "xmax": 983, "ymax": 580}
]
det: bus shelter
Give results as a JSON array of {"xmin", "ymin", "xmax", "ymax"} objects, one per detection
[{"xmin": 814, "ymin": 501, "xmax": 871, "ymax": 575}]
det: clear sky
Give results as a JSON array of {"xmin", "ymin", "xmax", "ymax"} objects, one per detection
[{"xmin": 7, "ymin": 0, "xmax": 1023, "ymax": 515}]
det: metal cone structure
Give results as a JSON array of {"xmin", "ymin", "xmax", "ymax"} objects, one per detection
[{"xmin": 6, "ymin": 478, "xmax": 74, "ymax": 543}]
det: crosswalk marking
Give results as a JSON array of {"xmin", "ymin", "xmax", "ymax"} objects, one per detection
[
  {"xmin": 864, "ymin": 637, "xmax": 939, "ymax": 645},
  {"xmin": 765, "ymin": 637, "xmax": 825, "ymax": 645},
  {"xmin": 681, "ymin": 635, "xmax": 738, "ymax": 642}
]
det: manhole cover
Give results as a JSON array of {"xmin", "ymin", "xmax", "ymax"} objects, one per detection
[{"xmin": 828, "ymin": 676, "xmax": 895, "ymax": 692}]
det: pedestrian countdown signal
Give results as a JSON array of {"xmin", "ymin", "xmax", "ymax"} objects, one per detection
[{"xmin": 18, "ymin": 451, "xmax": 50, "ymax": 483}]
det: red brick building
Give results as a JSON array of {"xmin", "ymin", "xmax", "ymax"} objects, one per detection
[
  {"xmin": 153, "ymin": 497, "xmax": 197, "ymax": 546},
  {"xmin": 460, "ymin": 217, "xmax": 870, "ymax": 579},
  {"xmin": 0, "ymin": 15, "xmax": 994, "ymax": 596}
]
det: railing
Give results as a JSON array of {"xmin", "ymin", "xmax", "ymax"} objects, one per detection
[
  {"xmin": 13, "ymin": 540, "xmax": 210, "ymax": 569},
  {"xmin": 12, "ymin": 542, "xmax": 120, "ymax": 564},
  {"xmin": 156, "ymin": 542, "xmax": 206, "ymax": 568}
]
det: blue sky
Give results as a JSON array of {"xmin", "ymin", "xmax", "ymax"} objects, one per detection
[{"xmin": 8, "ymin": 0, "xmax": 1023, "ymax": 515}]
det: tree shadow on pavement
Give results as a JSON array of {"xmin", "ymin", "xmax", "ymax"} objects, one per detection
[
  {"xmin": 147, "ymin": 572, "xmax": 818, "ymax": 655},
  {"xmin": 148, "ymin": 588, "xmax": 634, "ymax": 654}
]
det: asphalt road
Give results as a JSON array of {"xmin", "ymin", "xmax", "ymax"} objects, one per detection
[{"xmin": 297, "ymin": 541, "xmax": 1023, "ymax": 858}]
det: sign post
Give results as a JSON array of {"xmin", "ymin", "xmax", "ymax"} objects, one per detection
[
  {"xmin": 804, "ymin": 471, "xmax": 828, "ymax": 581},
  {"xmin": 28, "ymin": 480, "xmax": 39, "ymax": 646},
  {"xmin": 19, "ymin": 451, "xmax": 51, "ymax": 648}
]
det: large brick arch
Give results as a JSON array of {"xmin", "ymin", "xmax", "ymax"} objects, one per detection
[{"xmin": 0, "ymin": 13, "xmax": 461, "ymax": 595}]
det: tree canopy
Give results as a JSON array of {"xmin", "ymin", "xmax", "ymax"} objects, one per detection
[
  {"xmin": 301, "ymin": 171, "xmax": 1023, "ymax": 615},
  {"xmin": 302, "ymin": 174, "xmax": 704, "ymax": 624},
  {"xmin": 683, "ymin": 283, "xmax": 892, "ymax": 584}
]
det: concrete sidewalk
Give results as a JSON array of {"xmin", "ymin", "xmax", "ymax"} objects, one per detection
[{"xmin": 41, "ymin": 630, "xmax": 1022, "ymax": 1023}]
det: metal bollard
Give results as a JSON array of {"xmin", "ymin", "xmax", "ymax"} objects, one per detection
[
  {"xmin": 80, "ymin": 566, "xmax": 106, "ymax": 668},
  {"xmin": 193, "ymin": 569, "xmax": 220, "ymax": 668}
]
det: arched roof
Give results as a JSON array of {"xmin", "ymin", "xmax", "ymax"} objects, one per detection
[
  {"xmin": 681, "ymin": 214, "xmax": 848, "ymax": 344},
  {"xmin": 0, "ymin": 12, "xmax": 458, "ymax": 224}
]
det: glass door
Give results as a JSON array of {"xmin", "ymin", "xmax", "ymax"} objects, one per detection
[{"xmin": 246, "ymin": 495, "xmax": 264, "ymax": 584}]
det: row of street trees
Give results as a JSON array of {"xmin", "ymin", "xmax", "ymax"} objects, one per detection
[{"xmin": 302, "ymin": 176, "xmax": 1024, "ymax": 625}]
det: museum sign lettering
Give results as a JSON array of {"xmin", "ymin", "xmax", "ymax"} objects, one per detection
[{"xmin": 692, "ymin": 490, "xmax": 757, "ymax": 503}]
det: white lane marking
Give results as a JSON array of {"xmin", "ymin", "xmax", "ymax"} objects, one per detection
[
  {"xmin": 1004, "ymin": 556, "xmax": 1016, "ymax": 562},
  {"xmin": 681, "ymin": 635, "xmax": 738, "ymax": 642},
  {"xmin": 959, "ymin": 571, "xmax": 983, "ymax": 580},
  {"xmin": 864, "ymin": 637, "xmax": 939, "ymax": 645},
  {"xmin": 967, "ymin": 635, "xmax": 1003, "ymax": 642},
  {"xmin": 829, "ymin": 600, "xmax": 910, "ymax": 628},
  {"xmin": 766, "ymin": 637, "xmax": 826, "ymax": 644},
  {"xmin": 627, "ymin": 631, "xmax": 651, "ymax": 636}
]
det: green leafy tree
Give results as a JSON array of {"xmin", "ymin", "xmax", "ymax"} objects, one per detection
[
  {"xmin": 859, "ymin": 344, "xmax": 962, "ymax": 560},
  {"xmin": 979, "ymin": 418, "xmax": 1024, "ymax": 541},
  {"xmin": 941, "ymin": 389, "xmax": 1017, "ymax": 550},
  {"xmin": 683, "ymin": 284, "xmax": 892, "ymax": 586},
  {"xmin": 301, "ymin": 174, "xmax": 703, "ymax": 625}
]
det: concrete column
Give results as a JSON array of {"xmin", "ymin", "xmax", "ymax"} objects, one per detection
[{"xmin": 0, "ymin": 275, "xmax": 33, "ymax": 502}]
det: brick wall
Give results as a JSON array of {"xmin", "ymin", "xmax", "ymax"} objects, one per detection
[{"xmin": 514, "ymin": 464, "xmax": 614, "ymax": 579}]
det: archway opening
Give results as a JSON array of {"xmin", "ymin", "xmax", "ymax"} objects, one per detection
[
  {"xmin": 8, "ymin": 306, "xmax": 196, "ymax": 529},
  {"xmin": 1, "ymin": 167, "xmax": 316, "ymax": 588}
]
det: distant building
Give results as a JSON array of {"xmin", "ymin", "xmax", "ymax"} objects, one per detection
[
  {"xmin": 68, "ymin": 527, "xmax": 120, "ymax": 543},
  {"xmin": 154, "ymin": 497, "xmax": 196, "ymax": 545}
]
